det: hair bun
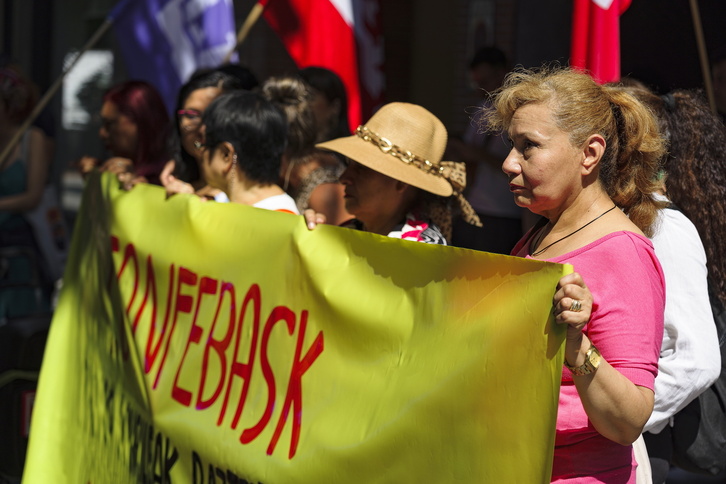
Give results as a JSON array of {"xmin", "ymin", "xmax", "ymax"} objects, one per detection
[{"xmin": 262, "ymin": 76, "xmax": 309, "ymax": 106}]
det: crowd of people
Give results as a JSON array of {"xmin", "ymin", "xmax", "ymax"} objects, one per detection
[{"xmin": 2, "ymin": 48, "xmax": 726, "ymax": 483}]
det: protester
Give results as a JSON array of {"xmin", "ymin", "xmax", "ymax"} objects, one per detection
[
  {"xmin": 79, "ymin": 80, "xmax": 170, "ymax": 186},
  {"xmin": 160, "ymin": 68, "xmax": 245, "ymax": 200},
  {"xmin": 621, "ymin": 87, "xmax": 722, "ymax": 483},
  {"xmin": 315, "ymin": 102, "xmax": 481, "ymax": 244},
  {"xmin": 447, "ymin": 46, "xmax": 526, "ymax": 254},
  {"xmin": 655, "ymin": 91, "xmax": 726, "ymax": 311},
  {"xmin": 481, "ymin": 66, "xmax": 666, "ymax": 482},
  {"xmin": 298, "ymin": 66, "xmax": 351, "ymax": 142},
  {"xmin": 262, "ymin": 75, "xmax": 350, "ymax": 224},
  {"xmin": 198, "ymin": 91, "xmax": 298, "ymax": 214},
  {"xmin": 0, "ymin": 67, "xmax": 52, "ymax": 318}
]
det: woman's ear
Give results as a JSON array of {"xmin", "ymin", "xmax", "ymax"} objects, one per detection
[
  {"xmin": 582, "ymin": 134, "xmax": 606, "ymax": 175},
  {"xmin": 220, "ymin": 141, "xmax": 237, "ymax": 175}
]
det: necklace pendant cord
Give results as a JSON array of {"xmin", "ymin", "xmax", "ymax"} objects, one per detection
[{"xmin": 531, "ymin": 205, "xmax": 618, "ymax": 257}]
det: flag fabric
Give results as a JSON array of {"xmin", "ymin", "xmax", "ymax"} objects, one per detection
[
  {"xmin": 570, "ymin": 0, "xmax": 632, "ymax": 84},
  {"xmin": 261, "ymin": 0, "xmax": 385, "ymax": 130},
  {"xmin": 22, "ymin": 172, "xmax": 570, "ymax": 483},
  {"xmin": 109, "ymin": 0, "xmax": 237, "ymax": 111}
]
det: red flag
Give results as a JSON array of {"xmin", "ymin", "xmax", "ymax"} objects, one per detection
[
  {"xmin": 570, "ymin": 0, "xmax": 632, "ymax": 84},
  {"xmin": 261, "ymin": 0, "xmax": 385, "ymax": 130}
]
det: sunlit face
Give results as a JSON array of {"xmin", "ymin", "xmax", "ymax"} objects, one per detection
[
  {"xmin": 179, "ymin": 86, "xmax": 222, "ymax": 161},
  {"xmin": 99, "ymin": 101, "xmax": 138, "ymax": 159},
  {"xmin": 339, "ymin": 159, "xmax": 408, "ymax": 227},
  {"xmin": 502, "ymin": 102, "xmax": 584, "ymax": 216}
]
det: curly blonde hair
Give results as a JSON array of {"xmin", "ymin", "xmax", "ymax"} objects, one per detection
[{"xmin": 479, "ymin": 66, "xmax": 666, "ymax": 236}]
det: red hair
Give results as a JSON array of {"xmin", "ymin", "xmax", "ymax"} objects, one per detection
[{"xmin": 103, "ymin": 80, "xmax": 170, "ymax": 182}]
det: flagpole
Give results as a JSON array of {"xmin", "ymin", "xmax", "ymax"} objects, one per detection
[
  {"xmin": 689, "ymin": 0, "xmax": 717, "ymax": 115},
  {"xmin": 0, "ymin": 18, "xmax": 114, "ymax": 171},
  {"xmin": 222, "ymin": 1, "xmax": 268, "ymax": 65}
]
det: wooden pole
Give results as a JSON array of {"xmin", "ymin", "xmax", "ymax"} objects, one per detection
[
  {"xmin": 689, "ymin": 0, "xmax": 717, "ymax": 115},
  {"xmin": 0, "ymin": 18, "xmax": 114, "ymax": 171},
  {"xmin": 222, "ymin": 1, "xmax": 267, "ymax": 65}
]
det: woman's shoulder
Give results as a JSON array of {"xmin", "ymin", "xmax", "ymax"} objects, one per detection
[{"xmin": 562, "ymin": 231, "xmax": 655, "ymax": 261}]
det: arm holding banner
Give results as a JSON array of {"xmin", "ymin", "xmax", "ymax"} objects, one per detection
[{"xmin": 554, "ymin": 271, "xmax": 654, "ymax": 445}]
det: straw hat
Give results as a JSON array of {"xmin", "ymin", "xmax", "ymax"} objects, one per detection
[{"xmin": 316, "ymin": 102, "xmax": 458, "ymax": 197}]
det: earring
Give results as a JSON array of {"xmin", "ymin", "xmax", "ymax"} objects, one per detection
[
  {"xmin": 232, "ymin": 154, "xmax": 237, "ymax": 164},
  {"xmin": 194, "ymin": 140, "xmax": 203, "ymax": 150}
]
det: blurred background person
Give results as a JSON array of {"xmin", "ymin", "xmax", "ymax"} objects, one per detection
[
  {"xmin": 298, "ymin": 66, "xmax": 351, "ymax": 142},
  {"xmin": 262, "ymin": 75, "xmax": 350, "ymax": 225},
  {"xmin": 78, "ymin": 80, "xmax": 170, "ymax": 186},
  {"xmin": 447, "ymin": 46, "xmax": 526, "ymax": 254},
  {"xmin": 620, "ymin": 86, "xmax": 723, "ymax": 484},
  {"xmin": 160, "ymin": 68, "xmax": 246, "ymax": 200},
  {"xmin": 0, "ymin": 67, "xmax": 53, "ymax": 319}
]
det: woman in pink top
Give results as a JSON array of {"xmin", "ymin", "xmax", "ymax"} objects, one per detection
[{"xmin": 481, "ymin": 67, "xmax": 667, "ymax": 482}]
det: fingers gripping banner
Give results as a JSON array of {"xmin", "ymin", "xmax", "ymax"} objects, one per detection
[{"xmin": 24, "ymin": 173, "xmax": 570, "ymax": 483}]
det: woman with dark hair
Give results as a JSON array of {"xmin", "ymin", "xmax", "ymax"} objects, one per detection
[
  {"xmin": 79, "ymin": 80, "xmax": 170, "ymax": 185},
  {"xmin": 262, "ymin": 75, "xmax": 350, "ymax": 224},
  {"xmin": 298, "ymin": 66, "xmax": 350, "ymax": 142},
  {"xmin": 628, "ymin": 87, "xmax": 724, "ymax": 482},
  {"xmin": 655, "ymin": 91, "xmax": 726, "ymax": 307},
  {"xmin": 198, "ymin": 91, "xmax": 298, "ymax": 213},
  {"xmin": 160, "ymin": 68, "xmax": 245, "ymax": 200},
  {"xmin": 482, "ymin": 66, "xmax": 667, "ymax": 482}
]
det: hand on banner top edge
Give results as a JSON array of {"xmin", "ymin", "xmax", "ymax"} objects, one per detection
[
  {"xmin": 160, "ymin": 160, "xmax": 195, "ymax": 198},
  {"xmin": 304, "ymin": 208, "xmax": 326, "ymax": 230},
  {"xmin": 552, "ymin": 272, "xmax": 593, "ymax": 332},
  {"xmin": 78, "ymin": 155, "xmax": 101, "ymax": 178}
]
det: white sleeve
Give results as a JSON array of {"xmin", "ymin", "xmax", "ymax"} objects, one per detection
[{"xmin": 644, "ymin": 208, "xmax": 721, "ymax": 433}]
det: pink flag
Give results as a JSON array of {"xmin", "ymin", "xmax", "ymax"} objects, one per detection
[
  {"xmin": 570, "ymin": 0, "xmax": 632, "ymax": 84},
  {"xmin": 261, "ymin": 0, "xmax": 385, "ymax": 129}
]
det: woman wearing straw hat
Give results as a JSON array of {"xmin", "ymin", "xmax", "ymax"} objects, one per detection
[{"xmin": 316, "ymin": 102, "xmax": 481, "ymax": 244}]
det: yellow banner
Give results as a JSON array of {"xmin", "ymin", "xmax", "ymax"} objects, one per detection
[{"xmin": 24, "ymin": 172, "xmax": 570, "ymax": 483}]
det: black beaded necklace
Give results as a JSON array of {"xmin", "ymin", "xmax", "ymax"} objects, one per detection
[{"xmin": 531, "ymin": 205, "xmax": 618, "ymax": 257}]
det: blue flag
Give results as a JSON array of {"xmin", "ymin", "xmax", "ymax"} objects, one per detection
[{"xmin": 109, "ymin": 0, "xmax": 237, "ymax": 111}]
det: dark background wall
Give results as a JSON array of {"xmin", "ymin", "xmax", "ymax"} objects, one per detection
[
  {"xmin": 1, "ymin": 0, "xmax": 725, "ymax": 198},
  {"xmin": 621, "ymin": 0, "xmax": 726, "ymax": 93}
]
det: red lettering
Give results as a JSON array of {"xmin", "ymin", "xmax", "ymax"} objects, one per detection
[
  {"xmin": 131, "ymin": 255, "xmax": 157, "ymax": 334},
  {"xmin": 155, "ymin": 267, "xmax": 197, "ymax": 392},
  {"xmin": 218, "ymin": 284, "xmax": 261, "ymax": 427},
  {"xmin": 148, "ymin": 264, "xmax": 176, "ymax": 381},
  {"xmin": 240, "ymin": 306, "xmax": 295, "ymax": 445},
  {"xmin": 267, "ymin": 310, "xmax": 324, "ymax": 458},
  {"xmin": 172, "ymin": 276, "xmax": 218, "ymax": 406},
  {"xmin": 116, "ymin": 242, "xmax": 139, "ymax": 316},
  {"xmin": 197, "ymin": 282, "xmax": 236, "ymax": 410}
]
